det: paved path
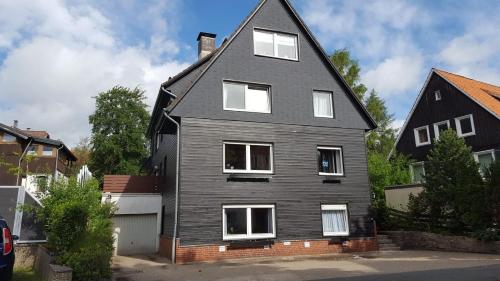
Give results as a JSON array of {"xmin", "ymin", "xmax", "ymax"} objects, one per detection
[{"xmin": 112, "ymin": 250, "xmax": 500, "ymax": 281}]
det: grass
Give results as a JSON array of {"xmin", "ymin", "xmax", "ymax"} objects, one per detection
[{"xmin": 12, "ymin": 267, "xmax": 41, "ymax": 281}]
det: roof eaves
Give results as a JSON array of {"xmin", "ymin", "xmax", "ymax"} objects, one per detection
[{"xmin": 0, "ymin": 122, "xmax": 29, "ymax": 140}]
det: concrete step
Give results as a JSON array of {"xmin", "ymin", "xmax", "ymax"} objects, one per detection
[{"xmin": 377, "ymin": 235, "xmax": 400, "ymax": 251}]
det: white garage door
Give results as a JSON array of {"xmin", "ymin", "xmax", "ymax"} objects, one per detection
[{"xmin": 113, "ymin": 214, "xmax": 157, "ymax": 255}]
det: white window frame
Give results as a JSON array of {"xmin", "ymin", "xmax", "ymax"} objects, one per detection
[
  {"xmin": 321, "ymin": 204, "xmax": 349, "ymax": 236},
  {"xmin": 27, "ymin": 145, "xmax": 37, "ymax": 156},
  {"xmin": 42, "ymin": 146, "xmax": 53, "ymax": 156},
  {"xmin": 455, "ymin": 114, "xmax": 476, "ymax": 137},
  {"xmin": 223, "ymin": 81, "xmax": 271, "ymax": 113},
  {"xmin": 414, "ymin": 125, "xmax": 431, "ymax": 147},
  {"xmin": 435, "ymin": 90, "xmax": 442, "ymax": 101},
  {"xmin": 410, "ymin": 162, "xmax": 426, "ymax": 183},
  {"xmin": 433, "ymin": 120, "xmax": 450, "ymax": 140},
  {"xmin": 253, "ymin": 29, "xmax": 298, "ymax": 61},
  {"xmin": 223, "ymin": 142, "xmax": 273, "ymax": 174},
  {"xmin": 318, "ymin": 146, "xmax": 344, "ymax": 176},
  {"xmin": 222, "ymin": 204, "xmax": 276, "ymax": 241},
  {"xmin": 474, "ymin": 150, "xmax": 496, "ymax": 175},
  {"xmin": 313, "ymin": 90, "xmax": 334, "ymax": 118}
]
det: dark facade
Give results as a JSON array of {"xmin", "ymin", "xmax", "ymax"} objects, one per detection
[
  {"xmin": 148, "ymin": 0, "xmax": 376, "ymax": 259},
  {"xmin": 395, "ymin": 71, "xmax": 500, "ymax": 162},
  {"xmin": 0, "ymin": 123, "xmax": 77, "ymax": 187}
]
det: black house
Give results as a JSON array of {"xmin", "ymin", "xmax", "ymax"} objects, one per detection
[
  {"xmin": 147, "ymin": 0, "xmax": 377, "ymax": 263},
  {"xmin": 394, "ymin": 68, "xmax": 500, "ymax": 182}
]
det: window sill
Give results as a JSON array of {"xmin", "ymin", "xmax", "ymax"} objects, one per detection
[
  {"xmin": 227, "ymin": 174, "xmax": 272, "ymax": 182},
  {"xmin": 321, "ymin": 175, "xmax": 343, "ymax": 184}
]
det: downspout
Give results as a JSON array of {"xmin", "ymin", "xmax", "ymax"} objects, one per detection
[
  {"xmin": 54, "ymin": 145, "xmax": 64, "ymax": 181},
  {"xmin": 160, "ymin": 87, "xmax": 180, "ymax": 264},
  {"xmin": 16, "ymin": 138, "xmax": 33, "ymax": 186}
]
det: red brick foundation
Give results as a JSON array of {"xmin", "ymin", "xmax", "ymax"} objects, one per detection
[{"xmin": 160, "ymin": 236, "xmax": 378, "ymax": 263}]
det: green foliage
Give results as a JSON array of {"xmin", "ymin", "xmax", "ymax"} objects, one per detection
[
  {"xmin": 330, "ymin": 48, "xmax": 367, "ymax": 100},
  {"xmin": 36, "ymin": 178, "xmax": 115, "ymax": 281},
  {"xmin": 408, "ymin": 130, "xmax": 494, "ymax": 234},
  {"xmin": 365, "ymin": 90, "xmax": 397, "ymax": 156},
  {"xmin": 88, "ymin": 86, "xmax": 150, "ymax": 181}
]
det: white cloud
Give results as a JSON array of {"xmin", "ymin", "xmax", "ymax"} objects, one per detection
[
  {"xmin": 362, "ymin": 55, "xmax": 424, "ymax": 97},
  {"xmin": 0, "ymin": 0, "xmax": 190, "ymax": 147}
]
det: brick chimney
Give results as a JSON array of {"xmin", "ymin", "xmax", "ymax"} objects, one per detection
[{"xmin": 197, "ymin": 32, "xmax": 216, "ymax": 60}]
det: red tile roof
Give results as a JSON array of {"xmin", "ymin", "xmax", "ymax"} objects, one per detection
[
  {"xmin": 435, "ymin": 69, "xmax": 500, "ymax": 117},
  {"xmin": 22, "ymin": 130, "xmax": 50, "ymax": 138}
]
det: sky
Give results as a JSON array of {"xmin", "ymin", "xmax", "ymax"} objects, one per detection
[{"xmin": 1, "ymin": 0, "xmax": 499, "ymax": 147}]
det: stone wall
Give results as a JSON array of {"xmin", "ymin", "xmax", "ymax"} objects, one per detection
[
  {"xmin": 14, "ymin": 244, "xmax": 38, "ymax": 269},
  {"xmin": 384, "ymin": 231, "xmax": 500, "ymax": 254},
  {"xmin": 33, "ymin": 246, "xmax": 73, "ymax": 281}
]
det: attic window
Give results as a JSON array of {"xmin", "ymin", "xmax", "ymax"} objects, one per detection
[
  {"xmin": 434, "ymin": 90, "xmax": 442, "ymax": 101},
  {"xmin": 223, "ymin": 81, "xmax": 271, "ymax": 113},
  {"xmin": 2, "ymin": 133, "xmax": 16, "ymax": 142},
  {"xmin": 253, "ymin": 29, "xmax": 298, "ymax": 61},
  {"xmin": 455, "ymin": 114, "xmax": 475, "ymax": 137},
  {"xmin": 414, "ymin": 125, "xmax": 430, "ymax": 147}
]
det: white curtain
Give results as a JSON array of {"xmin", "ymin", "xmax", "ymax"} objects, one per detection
[
  {"xmin": 322, "ymin": 210, "xmax": 347, "ymax": 234},
  {"xmin": 313, "ymin": 92, "xmax": 333, "ymax": 117},
  {"xmin": 246, "ymin": 87, "xmax": 270, "ymax": 113}
]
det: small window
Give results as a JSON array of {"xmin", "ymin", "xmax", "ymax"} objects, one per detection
[
  {"xmin": 2, "ymin": 133, "xmax": 16, "ymax": 142},
  {"xmin": 254, "ymin": 29, "xmax": 298, "ymax": 60},
  {"xmin": 435, "ymin": 90, "xmax": 442, "ymax": 101},
  {"xmin": 318, "ymin": 147, "xmax": 343, "ymax": 176},
  {"xmin": 433, "ymin": 120, "xmax": 450, "ymax": 140},
  {"xmin": 455, "ymin": 114, "xmax": 475, "ymax": 137},
  {"xmin": 27, "ymin": 145, "xmax": 37, "ymax": 156},
  {"xmin": 410, "ymin": 162, "xmax": 425, "ymax": 183},
  {"xmin": 42, "ymin": 146, "xmax": 53, "ymax": 156},
  {"xmin": 223, "ymin": 82, "xmax": 270, "ymax": 113},
  {"xmin": 223, "ymin": 205, "xmax": 276, "ymax": 240},
  {"xmin": 313, "ymin": 91, "xmax": 334, "ymax": 118},
  {"xmin": 321, "ymin": 204, "xmax": 349, "ymax": 236},
  {"xmin": 224, "ymin": 142, "xmax": 273, "ymax": 174},
  {"xmin": 414, "ymin": 125, "xmax": 430, "ymax": 147},
  {"xmin": 474, "ymin": 150, "xmax": 495, "ymax": 176}
]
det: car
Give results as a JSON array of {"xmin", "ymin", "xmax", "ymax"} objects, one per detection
[{"xmin": 0, "ymin": 217, "xmax": 18, "ymax": 281}]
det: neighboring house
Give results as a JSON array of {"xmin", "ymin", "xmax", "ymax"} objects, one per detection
[
  {"xmin": 393, "ymin": 68, "xmax": 500, "ymax": 183},
  {"xmin": 148, "ymin": 0, "xmax": 377, "ymax": 263},
  {"xmin": 0, "ymin": 121, "xmax": 77, "ymax": 194}
]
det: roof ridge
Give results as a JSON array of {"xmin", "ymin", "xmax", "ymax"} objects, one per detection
[{"xmin": 434, "ymin": 68, "xmax": 500, "ymax": 90}]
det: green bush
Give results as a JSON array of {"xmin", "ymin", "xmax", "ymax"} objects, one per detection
[{"xmin": 36, "ymin": 178, "xmax": 115, "ymax": 281}]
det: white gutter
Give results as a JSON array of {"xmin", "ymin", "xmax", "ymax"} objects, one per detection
[
  {"xmin": 54, "ymin": 145, "xmax": 64, "ymax": 180},
  {"xmin": 160, "ymin": 87, "xmax": 180, "ymax": 264},
  {"xmin": 16, "ymin": 138, "xmax": 33, "ymax": 186}
]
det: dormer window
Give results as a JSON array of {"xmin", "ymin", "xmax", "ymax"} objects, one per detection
[
  {"xmin": 253, "ymin": 29, "xmax": 298, "ymax": 61},
  {"xmin": 434, "ymin": 90, "xmax": 441, "ymax": 101},
  {"xmin": 223, "ymin": 81, "xmax": 271, "ymax": 113}
]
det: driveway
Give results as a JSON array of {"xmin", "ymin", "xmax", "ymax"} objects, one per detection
[{"xmin": 112, "ymin": 250, "xmax": 500, "ymax": 281}]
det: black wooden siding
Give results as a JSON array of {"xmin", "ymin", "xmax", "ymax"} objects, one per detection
[
  {"xmin": 176, "ymin": 118, "xmax": 372, "ymax": 245},
  {"xmin": 396, "ymin": 73, "xmax": 500, "ymax": 161}
]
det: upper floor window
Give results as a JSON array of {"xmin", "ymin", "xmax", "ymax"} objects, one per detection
[
  {"xmin": 474, "ymin": 150, "xmax": 495, "ymax": 176},
  {"xmin": 455, "ymin": 114, "xmax": 475, "ymax": 137},
  {"xmin": 27, "ymin": 145, "xmax": 37, "ymax": 156},
  {"xmin": 414, "ymin": 125, "xmax": 430, "ymax": 147},
  {"xmin": 223, "ymin": 142, "xmax": 273, "ymax": 174},
  {"xmin": 2, "ymin": 133, "xmax": 16, "ymax": 142},
  {"xmin": 433, "ymin": 120, "xmax": 450, "ymax": 140},
  {"xmin": 253, "ymin": 29, "xmax": 298, "ymax": 61},
  {"xmin": 42, "ymin": 146, "xmax": 53, "ymax": 156},
  {"xmin": 223, "ymin": 81, "xmax": 270, "ymax": 113},
  {"xmin": 434, "ymin": 90, "xmax": 442, "ymax": 101},
  {"xmin": 318, "ymin": 146, "xmax": 343, "ymax": 176},
  {"xmin": 313, "ymin": 91, "xmax": 334, "ymax": 118}
]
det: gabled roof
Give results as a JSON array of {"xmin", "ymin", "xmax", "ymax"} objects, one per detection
[
  {"xmin": 390, "ymin": 68, "xmax": 500, "ymax": 158},
  {"xmin": 0, "ymin": 122, "xmax": 77, "ymax": 161},
  {"xmin": 148, "ymin": 0, "xmax": 377, "ymax": 135},
  {"xmin": 435, "ymin": 69, "xmax": 500, "ymax": 117}
]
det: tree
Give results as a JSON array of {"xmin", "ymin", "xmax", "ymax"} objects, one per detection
[
  {"xmin": 330, "ymin": 48, "xmax": 367, "ymax": 100},
  {"xmin": 88, "ymin": 86, "xmax": 150, "ymax": 181},
  {"xmin": 365, "ymin": 89, "xmax": 397, "ymax": 156},
  {"xmin": 72, "ymin": 137, "xmax": 91, "ymax": 172},
  {"xmin": 411, "ymin": 130, "xmax": 486, "ymax": 230}
]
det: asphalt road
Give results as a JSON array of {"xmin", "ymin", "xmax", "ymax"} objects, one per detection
[{"xmin": 112, "ymin": 250, "xmax": 500, "ymax": 281}]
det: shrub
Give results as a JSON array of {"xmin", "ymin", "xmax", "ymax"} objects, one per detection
[{"xmin": 36, "ymin": 178, "xmax": 115, "ymax": 281}]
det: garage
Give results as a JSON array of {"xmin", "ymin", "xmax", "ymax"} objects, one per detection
[{"xmin": 113, "ymin": 214, "xmax": 158, "ymax": 255}]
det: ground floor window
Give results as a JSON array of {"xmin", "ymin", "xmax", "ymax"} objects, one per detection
[
  {"xmin": 321, "ymin": 204, "xmax": 349, "ymax": 236},
  {"xmin": 222, "ymin": 205, "xmax": 275, "ymax": 240},
  {"xmin": 474, "ymin": 150, "xmax": 496, "ymax": 176},
  {"xmin": 410, "ymin": 162, "xmax": 426, "ymax": 183}
]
